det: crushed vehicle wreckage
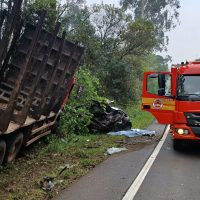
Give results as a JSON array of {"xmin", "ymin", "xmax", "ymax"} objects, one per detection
[{"xmin": 88, "ymin": 101, "xmax": 132, "ymax": 133}]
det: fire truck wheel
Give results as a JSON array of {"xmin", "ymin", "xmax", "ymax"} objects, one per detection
[
  {"xmin": 0, "ymin": 140, "xmax": 6, "ymax": 165},
  {"xmin": 4, "ymin": 133, "xmax": 23, "ymax": 163},
  {"xmin": 173, "ymin": 140, "xmax": 183, "ymax": 151}
]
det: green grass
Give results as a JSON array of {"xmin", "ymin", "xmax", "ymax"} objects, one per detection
[
  {"xmin": 0, "ymin": 134, "xmax": 124, "ymax": 200},
  {"xmin": 125, "ymin": 103, "xmax": 154, "ymax": 129}
]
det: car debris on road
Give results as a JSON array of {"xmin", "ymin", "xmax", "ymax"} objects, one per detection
[{"xmin": 107, "ymin": 147, "xmax": 128, "ymax": 155}]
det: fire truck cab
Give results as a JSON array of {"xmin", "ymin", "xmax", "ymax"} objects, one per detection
[{"xmin": 142, "ymin": 61, "xmax": 200, "ymax": 149}]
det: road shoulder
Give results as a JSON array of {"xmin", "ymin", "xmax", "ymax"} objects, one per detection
[{"xmin": 55, "ymin": 121, "xmax": 166, "ymax": 200}]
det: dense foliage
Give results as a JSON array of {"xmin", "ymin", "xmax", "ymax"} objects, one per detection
[
  {"xmin": 0, "ymin": 0, "xmax": 180, "ymax": 134},
  {"xmin": 120, "ymin": 0, "xmax": 180, "ymax": 51},
  {"xmin": 0, "ymin": 0, "xmax": 179, "ymax": 103},
  {"xmin": 59, "ymin": 68, "xmax": 103, "ymax": 135}
]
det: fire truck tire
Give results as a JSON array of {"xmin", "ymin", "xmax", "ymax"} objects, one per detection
[
  {"xmin": 0, "ymin": 140, "xmax": 6, "ymax": 165},
  {"xmin": 4, "ymin": 133, "xmax": 23, "ymax": 163},
  {"xmin": 173, "ymin": 140, "xmax": 183, "ymax": 151}
]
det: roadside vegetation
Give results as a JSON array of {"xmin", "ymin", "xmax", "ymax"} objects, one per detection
[
  {"xmin": 0, "ymin": 134, "xmax": 124, "ymax": 200},
  {"xmin": 0, "ymin": 0, "xmax": 180, "ymax": 199}
]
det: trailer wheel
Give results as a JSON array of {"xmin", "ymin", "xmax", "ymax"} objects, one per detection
[
  {"xmin": 4, "ymin": 133, "xmax": 23, "ymax": 163},
  {"xmin": 0, "ymin": 140, "xmax": 6, "ymax": 165}
]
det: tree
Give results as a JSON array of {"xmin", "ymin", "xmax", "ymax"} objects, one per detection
[
  {"xmin": 120, "ymin": 0, "xmax": 180, "ymax": 51},
  {"xmin": 142, "ymin": 54, "xmax": 170, "ymax": 72},
  {"xmin": 58, "ymin": 3, "xmax": 159, "ymax": 103},
  {"xmin": 22, "ymin": 0, "xmax": 57, "ymax": 30},
  {"xmin": 0, "ymin": 0, "xmax": 174, "ymax": 104},
  {"xmin": 119, "ymin": 19, "xmax": 157, "ymax": 59},
  {"xmin": 87, "ymin": 4, "xmax": 132, "ymax": 71}
]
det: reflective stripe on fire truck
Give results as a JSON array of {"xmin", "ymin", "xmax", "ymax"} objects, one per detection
[{"xmin": 142, "ymin": 97, "xmax": 175, "ymax": 111}]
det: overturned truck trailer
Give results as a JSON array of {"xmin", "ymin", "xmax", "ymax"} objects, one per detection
[{"xmin": 0, "ymin": 1, "xmax": 84, "ymax": 164}]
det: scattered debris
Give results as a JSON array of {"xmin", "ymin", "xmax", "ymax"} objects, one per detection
[
  {"xmin": 108, "ymin": 129, "xmax": 156, "ymax": 137},
  {"xmin": 40, "ymin": 164, "xmax": 75, "ymax": 191},
  {"xmin": 107, "ymin": 147, "xmax": 127, "ymax": 155},
  {"xmin": 40, "ymin": 176, "xmax": 55, "ymax": 192},
  {"xmin": 115, "ymin": 140, "xmax": 126, "ymax": 144},
  {"xmin": 88, "ymin": 101, "xmax": 132, "ymax": 133},
  {"xmin": 85, "ymin": 141, "xmax": 102, "ymax": 148},
  {"xmin": 58, "ymin": 164, "xmax": 74, "ymax": 175}
]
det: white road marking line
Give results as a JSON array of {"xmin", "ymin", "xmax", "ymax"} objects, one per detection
[{"xmin": 122, "ymin": 125, "xmax": 170, "ymax": 200}]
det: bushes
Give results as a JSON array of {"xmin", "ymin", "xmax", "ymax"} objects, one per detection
[
  {"xmin": 59, "ymin": 67, "xmax": 104, "ymax": 135},
  {"xmin": 60, "ymin": 106, "xmax": 92, "ymax": 135}
]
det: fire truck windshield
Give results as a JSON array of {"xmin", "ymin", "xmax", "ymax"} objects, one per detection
[{"xmin": 177, "ymin": 75, "xmax": 200, "ymax": 100}]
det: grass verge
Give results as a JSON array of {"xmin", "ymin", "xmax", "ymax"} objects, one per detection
[
  {"xmin": 0, "ymin": 134, "xmax": 124, "ymax": 200},
  {"xmin": 125, "ymin": 103, "xmax": 154, "ymax": 129}
]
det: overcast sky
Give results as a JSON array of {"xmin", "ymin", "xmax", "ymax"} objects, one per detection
[{"xmin": 87, "ymin": 0, "xmax": 200, "ymax": 65}]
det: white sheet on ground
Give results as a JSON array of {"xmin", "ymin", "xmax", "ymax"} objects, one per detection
[{"xmin": 108, "ymin": 129, "xmax": 156, "ymax": 137}]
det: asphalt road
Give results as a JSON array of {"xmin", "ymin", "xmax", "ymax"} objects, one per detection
[
  {"xmin": 134, "ymin": 133, "xmax": 200, "ymax": 200},
  {"xmin": 55, "ymin": 144, "xmax": 157, "ymax": 200}
]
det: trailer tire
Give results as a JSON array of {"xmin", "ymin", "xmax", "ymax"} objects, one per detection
[
  {"xmin": 4, "ymin": 133, "xmax": 23, "ymax": 163},
  {"xmin": 0, "ymin": 140, "xmax": 6, "ymax": 165}
]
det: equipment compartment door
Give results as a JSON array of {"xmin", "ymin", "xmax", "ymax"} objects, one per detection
[{"xmin": 142, "ymin": 72, "xmax": 175, "ymax": 124}]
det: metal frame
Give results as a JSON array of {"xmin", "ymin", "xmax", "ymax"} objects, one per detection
[{"xmin": 0, "ymin": 1, "xmax": 84, "ymax": 132}]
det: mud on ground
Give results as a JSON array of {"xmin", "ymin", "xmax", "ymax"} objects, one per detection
[{"xmin": 115, "ymin": 134, "xmax": 163, "ymax": 152}]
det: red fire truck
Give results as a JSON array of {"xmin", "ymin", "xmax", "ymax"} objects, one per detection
[{"xmin": 142, "ymin": 61, "xmax": 200, "ymax": 149}]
